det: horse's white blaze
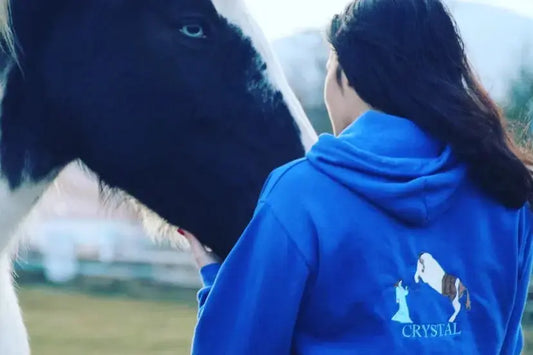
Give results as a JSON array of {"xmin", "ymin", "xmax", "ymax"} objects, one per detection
[
  {"xmin": 0, "ymin": 178, "xmax": 51, "ymax": 355},
  {"xmin": 211, "ymin": 0, "xmax": 318, "ymax": 150}
]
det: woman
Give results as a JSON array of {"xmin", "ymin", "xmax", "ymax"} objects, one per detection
[{"xmin": 183, "ymin": 0, "xmax": 533, "ymax": 353}]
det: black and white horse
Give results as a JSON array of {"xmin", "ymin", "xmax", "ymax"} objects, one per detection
[{"xmin": 0, "ymin": 0, "xmax": 317, "ymax": 352}]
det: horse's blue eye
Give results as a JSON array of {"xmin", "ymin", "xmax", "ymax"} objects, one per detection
[{"xmin": 180, "ymin": 24, "xmax": 206, "ymax": 39}]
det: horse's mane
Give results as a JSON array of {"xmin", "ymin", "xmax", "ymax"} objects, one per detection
[{"xmin": 0, "ymin": 0, "xmax": 15, "ymax": 58}]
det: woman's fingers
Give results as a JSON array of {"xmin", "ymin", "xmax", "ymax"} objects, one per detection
[
  {"xmin": 178, "ymin": 228, "xmax": 220, "ymax": 268},
  {"xmin": 180, "ymin": 228, "xmax": 204, "ymax": 252}
]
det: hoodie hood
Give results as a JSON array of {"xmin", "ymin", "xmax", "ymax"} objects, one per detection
[{"xmin": 307, "ymin": 110, "xmax": 467, "ymax": 225}]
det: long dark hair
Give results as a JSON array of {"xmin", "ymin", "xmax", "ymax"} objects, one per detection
[{"xmin": 328, "ymin": 0, "xmax": 533, "ymax": 209}]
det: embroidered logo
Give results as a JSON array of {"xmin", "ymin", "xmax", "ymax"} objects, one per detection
[
  {"xmin": 414, "ymin": 252, "xmax": 471, "ymax": 323},
  {"xmin": 392, "ymin": 280, "xmax": 413, "ymax": 324},
  {"xmin": 391, "ymin": 252, "xmax": 472, "ymax": 338}
]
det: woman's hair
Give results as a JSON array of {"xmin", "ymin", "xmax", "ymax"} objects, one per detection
[{"xmin": 327, "ymin": 0, "xmax": 533, "ymax": 209}]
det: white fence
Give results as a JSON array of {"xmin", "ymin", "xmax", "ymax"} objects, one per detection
[{"xmin": 17, "ymin": 218, "xmax": 201, "ymax": 288}]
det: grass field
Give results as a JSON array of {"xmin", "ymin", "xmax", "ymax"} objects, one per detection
[
  {"xmin": 19, "ymin": 286, "xmax": 198, "ymax": 355},
  {"xmin": 18, "ymin": 285, "xmax": 533, "ymax": 354}
]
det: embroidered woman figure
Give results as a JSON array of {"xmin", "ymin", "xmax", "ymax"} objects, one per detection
[{"xmin": 392, "ymin": 280, "xmax": 413, "ymax": 324}]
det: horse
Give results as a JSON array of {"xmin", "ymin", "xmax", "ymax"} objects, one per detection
[
  {"xmin": 414, "ymin": 253, "xmax": 472, "ymax": 323},
  {"xmin": 0, "ymin": 0, "xmax": 318, "ymax": 352}
]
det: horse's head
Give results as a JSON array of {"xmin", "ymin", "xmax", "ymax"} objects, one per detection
[{"xmin": 2, "ymin": 0, "xmax": 317, "ymax": 257}]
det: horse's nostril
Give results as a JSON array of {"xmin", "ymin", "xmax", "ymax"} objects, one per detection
[{"xmin": 260, "ymin": 62, "xmax": 267, "ymax": 71}]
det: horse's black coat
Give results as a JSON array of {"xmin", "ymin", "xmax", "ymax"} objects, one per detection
[{"xmin": 1, "ymin": 0, "xmax": 305, "ymax": 257}]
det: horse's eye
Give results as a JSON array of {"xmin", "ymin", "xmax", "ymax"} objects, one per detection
[{"xmin": 180, "ymin": 24, "xmax": 206, "ymax": 39}]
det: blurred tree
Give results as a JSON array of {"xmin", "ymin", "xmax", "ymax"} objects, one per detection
[{"xmin": 504, "ymin": 65, "xmax": 533, "ymax": 145}]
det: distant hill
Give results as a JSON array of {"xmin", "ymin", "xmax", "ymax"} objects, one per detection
[
  {"xmin": 274, "ymin": 0, "xmax": 533, "ymax": 124},
  {"xmin": 447, "ymin": 0, "xmax": 533, "ymax": 98}
]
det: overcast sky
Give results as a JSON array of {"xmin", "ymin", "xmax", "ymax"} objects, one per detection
[{"xmin": 246, "ymin": 0, "xmax": 533, "ymax": 40}]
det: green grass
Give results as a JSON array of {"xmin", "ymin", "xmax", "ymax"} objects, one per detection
[
  {"xmin": 524, "ymin": 327, "xmax": 533, "ymax": 355},
  {"xmin": 19, "ymin": 286, "xmax": 197, "ymax": 355},
  {"xmin": 18, "ymin": 285, "xmax": 533, "ymax": 354}
]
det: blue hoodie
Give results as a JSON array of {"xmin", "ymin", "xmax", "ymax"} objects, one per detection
[{"xmin": 191, "ymin": 111, "xmax": 533, "ymax": 355}]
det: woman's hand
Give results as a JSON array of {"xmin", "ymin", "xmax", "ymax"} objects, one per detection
[{"xmin": 178, "ymin": 228, "xmax": 220, "ymax": 269}]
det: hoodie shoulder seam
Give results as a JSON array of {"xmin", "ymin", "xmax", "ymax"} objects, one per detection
[
  {"xmin": 261, "ymin": 159, "xmax": 309, "ymax": 199},
  {"xmin": 258, "ymin": 201, "xmax": 313, "ymax": 270}
]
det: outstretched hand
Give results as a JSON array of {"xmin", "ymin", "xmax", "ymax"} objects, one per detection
[{"xmin": 178, "ymin": 228, "xmax": 220, "ymax": 269}]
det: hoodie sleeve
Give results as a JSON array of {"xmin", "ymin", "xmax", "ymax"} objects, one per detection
[
  {"xmin": 501, "ymin": 208, "xmax": 533, "ymax": 354},
  {"xmin": 196, "ymin": 263, "xmax": 221, "ymax": 319},
  {"xmin": 191, "ymin": 202, "xmax": 311, "ymax": 355}
]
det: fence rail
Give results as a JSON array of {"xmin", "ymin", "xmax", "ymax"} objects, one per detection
[{"xmin": 16, "ymin": 239, "xmax": 202, "ymax": 289}]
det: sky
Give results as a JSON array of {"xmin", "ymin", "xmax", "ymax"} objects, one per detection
[{"xmin": 246, "ymin": 0, "xmax": 533, "ymax": 40}]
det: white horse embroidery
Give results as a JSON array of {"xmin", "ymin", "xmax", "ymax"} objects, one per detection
[{"xmin": 414, "ymin": 253, "xmax": 471, "ymax": 323}]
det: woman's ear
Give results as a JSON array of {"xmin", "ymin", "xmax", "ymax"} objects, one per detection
[{"xmin": 336, "ymin": 63, "xmax": 345, "ymax": 91}]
